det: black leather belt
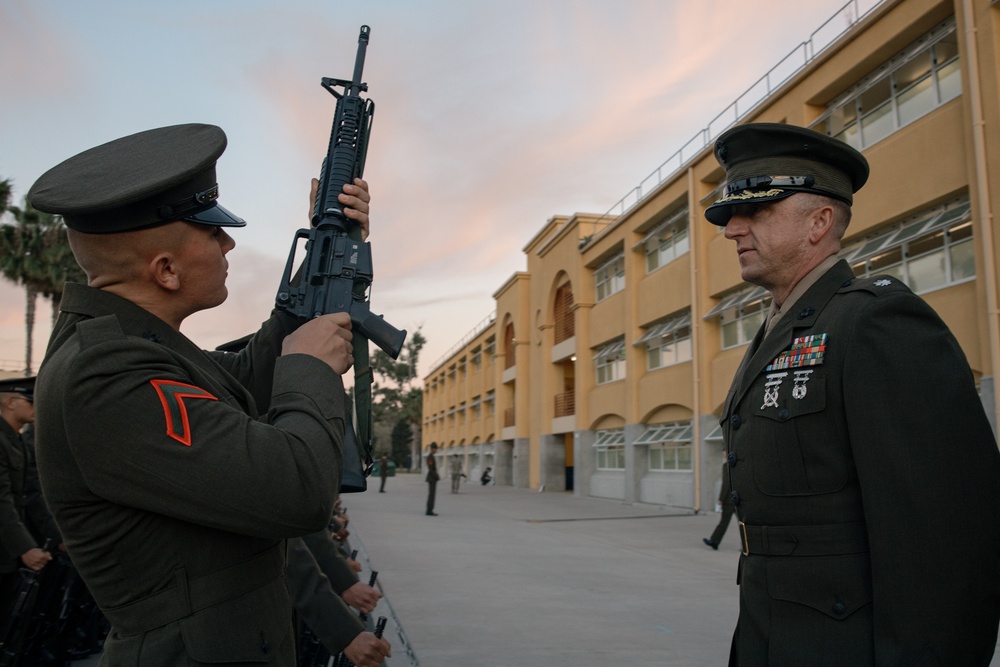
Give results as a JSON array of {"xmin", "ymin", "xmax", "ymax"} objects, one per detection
[{"xmin": 738, "ymin": 521, "xmax": 870, "ymax": 557}]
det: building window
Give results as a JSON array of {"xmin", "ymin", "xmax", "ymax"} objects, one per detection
[
  {"xmin": 636, "ymin": 311, "xmax": 692, "ymax": 370},
  {"xmin": 594, "ymin": 428, "xmax": 625, "ymax": 470},
  {"xmin": 595, "ymin": 253, "xmax": 625, "ymax": 302},
  {"xmin": 636, "ymin": 421, "xmax": 694, "ymax": 471},
  {"xmin": 485, "ymin": 393, "xmax": 495, "ymax": 417},
  {"xmin": 484, "ymin": 338, "xmax": 496, "ymax": 366},
  {"xmin": 641, "ymin": 207, "xmax": 689, "ymax": 273},
  {"xmin": 812, "ymin": 19, "xmax": 960, "ymax": 150},
  {"xmin": 704, "ymin": 285, "xmax": 771, "ymax": 350},
  {"xmin": 503, "ymin": 323, "xmax": 516, "ymax": 370},
  {"xmin": 471, "ymin": 347, "xmax": 482, "ymax": 372},
  {"xmin": 554, "ymin": 283, "xmax": 575, "ymax": 344},
  {"xmin": 843, "ymin": 198, "xmax": 973, "ymax": 294},
  {"xmin": 594, "ymin": 338, "xmax": 626, "ymax": 384},
  {"xmin": 471, "ymin": 398, "xmax": 481, "ymax": 421}
]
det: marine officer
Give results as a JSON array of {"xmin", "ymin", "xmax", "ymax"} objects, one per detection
[{"xmin": 706, "ymin": 122, "xmax": 1000, "ymax": 666}]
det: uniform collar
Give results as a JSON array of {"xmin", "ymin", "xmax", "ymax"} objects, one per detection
[{"xmin": 726, "ymin": 260, "xmax": 855, "ymax": 414}]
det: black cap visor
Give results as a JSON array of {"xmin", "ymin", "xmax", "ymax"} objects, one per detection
[
  {"xmin": 183, "ymin": 201, "xmax": 246, "ymax": 228},
  {"xmin": 705, "ymin": 188, "xmax": 798, "ymax": 225}
]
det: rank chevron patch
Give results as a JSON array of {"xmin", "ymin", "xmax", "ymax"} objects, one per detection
[
  {"xmin": 765, "ymin": 333, "xmax": 828, "ymax": 371},
  {"xmin": 150, "ymin": 379, "xmax": 218, "ymax": 446}
]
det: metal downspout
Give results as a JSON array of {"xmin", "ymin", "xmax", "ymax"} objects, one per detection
[{"xmin": 961, "ymin": 0, "xmax": 1000, "ymax": 435}]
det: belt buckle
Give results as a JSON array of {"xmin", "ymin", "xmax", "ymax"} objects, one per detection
[{"xmin": 739, "ymin": 521, "xmax": 750, "ymax": 556}]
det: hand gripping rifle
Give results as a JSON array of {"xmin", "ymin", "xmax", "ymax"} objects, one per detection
[{"xmin": 276, "ymin": 25, "xmax": 406, "ymax": 493}]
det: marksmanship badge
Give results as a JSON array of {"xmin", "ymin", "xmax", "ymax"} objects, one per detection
[
  {"xmin": 762, "ymin": 372, "xmax": 788, "ymax": 409},
  {"xmin": 792, "ymin": 370, "xmax": 813, "ymax": 399}
]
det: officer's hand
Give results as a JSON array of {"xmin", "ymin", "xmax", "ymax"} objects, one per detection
[
  {"xmin": 20, "ymin": 547, "xmax": 52, "ymax": 571},
  {"xmin": 308, "ymin": 177, "xmax": 371, "ymax": 241},
  {"xmin": 342, "ymin": 582, "xmax": 381, "ymax": 614},
  {"xmin": 343, "ymin": 631, "xmax": 391, "ymax": 667},
  {"xmin": 281, "ymin": 312, "xmax": 353, "ymax": 374},
  {"xmin": 346, "ymin": 558, "xmax": 363, "ymax": 574}
]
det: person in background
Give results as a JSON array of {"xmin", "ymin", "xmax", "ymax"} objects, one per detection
[
  {"xmin": 425, "ymin": 444, "xmax": 439, "ymax": 516},
  {"xmin": 703, "ymin": 455, "xmax": 734, "ymax": 551},
  {"xmin": 449, "ymin": 453, "xmax": 466, "ymax": 493},
  {"xmin": 0, "ymin": 377, "xmax": 62, "ymax": 615},
  {"xmin": 379, "ymin": 453, "xmax": 389, "ymax": 493}
]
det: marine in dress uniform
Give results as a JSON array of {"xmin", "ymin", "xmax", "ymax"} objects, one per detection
[
  {"xmin": 706, "ymin": 123, "xmax": 1000, "ymax": 666},
  {"xmin": 0, "ymin": 377, "xmax": 60, "ymax": 612},
  {"xmin": 425, "ymin": 444, "xmax": 439, "ymax": 515},
  {"xmin": 286, "ymin": 529, "xmax": 389, "ymax": 666},
  {"xmin": 26, "ymin": 124, "xmax": 367, "ymax": 665}
]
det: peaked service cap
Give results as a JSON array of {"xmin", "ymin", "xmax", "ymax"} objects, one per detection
[
  {"xmin": 704, "ymin": 122, "xmax": 869, "ymax": 225},
  {"xmin": 27, "ymin": 123, "xmax": 246, "ymax": 233},
  {"xmin": 0, "ymin": 376, "xmax": 36, "ymax": 400}
]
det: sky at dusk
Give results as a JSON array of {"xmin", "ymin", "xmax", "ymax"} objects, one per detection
[{"xmin": 1, "ymin": 0, "xmax": 858, "ymax": 379}]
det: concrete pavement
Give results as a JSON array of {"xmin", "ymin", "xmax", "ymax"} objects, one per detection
[
  {"xmin": 347, "ymin": 472, "xmax": 741, "ymax": 666},
  {"xmin": 71, "ymin": 471, "xmax": 1000, "ymax": 666}
]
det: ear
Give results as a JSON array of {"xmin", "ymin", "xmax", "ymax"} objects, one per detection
[
  {"xmin": 807, "ymin": 205, "xmax": 836, "ymax": 245},
  {"xmin": 149, "ymin": 252, "xmax": 181, "ymax": 292}
]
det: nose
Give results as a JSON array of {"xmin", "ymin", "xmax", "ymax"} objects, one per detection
[
  {"xmin": 219, "ymin": 229, "xmax": 236, "ymax": 253},
  {"xmin": 724, "ymin": 216, "xmax": 746, "ymax": 240}
]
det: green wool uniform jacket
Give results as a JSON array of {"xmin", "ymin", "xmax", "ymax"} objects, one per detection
[
  {"xmin": 35, "ymin": 283, "xmax": 346, "ymax": 666},
  {"xmin": 723, "ymin": 260, "xmax": 1000, "ymax": 667},
  {"xmin": 0, "ymin": 420, "xmax": 59, "ymax": 571},
  {"xmin": 286, "ymin": 531, "xmax": 364, "ymax": 655}
]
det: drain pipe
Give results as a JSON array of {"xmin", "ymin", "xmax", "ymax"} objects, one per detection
[{"xmin": 961, "ymin": 0, "xmax": 1000, "ymax": 435}]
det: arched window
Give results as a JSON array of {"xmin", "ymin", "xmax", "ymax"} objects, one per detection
[
  {"xmin": 503, "ymin": 322, "xmax": 516, "ymax": 370},
  {"xmin": 554, "ymin": 283, "xmax": 575, "ymax": 344}
]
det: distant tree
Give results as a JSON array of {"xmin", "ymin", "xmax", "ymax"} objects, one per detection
[
  {"xmin": 0, "ymin": 197, "xmax": 83, "ymax": 374},
  {"xmin": 0, "ymin": 179, "xmax": 12, "ymax": 216},
  {"xmin": 371, "ymin": 327, "xmax": 426, "ymax": 470},
  {"xmin": 38, "ymin": 222, "xmax": 86, "ymax": 322},
  {"xmin": 389, "ymin": 417, "xmax": 413, "ymax": 468}
]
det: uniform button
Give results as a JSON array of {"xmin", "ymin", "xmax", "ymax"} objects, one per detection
[
  {"xmin": 260, "ymin": 631, "xmax": 270, "ymax": 654},
  {"xmin": 727, "ymin": 451, "xmax": 738, "ymax": 467},
  {"xmin": 841, "ymin": 278, "xmax": 853, "ymax": 288},
  {"xmin": 777, "ymin": 408, "xmax": 789, "ymax": 421},
  {"xmin": 831, "ymin": 602, "xmax": 846, "ymax": 616},
  {"xmin": 730, "ymin": 491, "xmax": 741, "ymax": 506},
  {"xmin": 730, "ymin": 414, "xmax": 742, "ymax": 430}
]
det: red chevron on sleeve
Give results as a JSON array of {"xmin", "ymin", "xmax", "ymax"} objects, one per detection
[{"xmin": 150, "ymin": 379, "xmax": 218, "ymax": 447}]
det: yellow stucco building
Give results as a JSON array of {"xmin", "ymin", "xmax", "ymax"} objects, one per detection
[{"xmin": 422, "ymin": 0, "xmax": 1000, "ymax": 510}]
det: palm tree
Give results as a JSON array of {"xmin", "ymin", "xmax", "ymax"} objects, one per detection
[
  {"xmin": 0, "ymin": 179, "xmax": 12, "ymax": 215},
  {"xmin": 0, "ymin": 197, "xmax": 80, "ymax": 374},
  {"xmin": 38, "ymin": 222, "xmax": 86, "ymax": 324}
]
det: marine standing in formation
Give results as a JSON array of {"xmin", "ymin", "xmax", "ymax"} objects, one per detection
[
  {"xmin": 0, "ymin": 377, "xmax": 60, "ymax": 612},
  {"xmin": 26, "ymin": 123, "xmax": 372, "ymax": 665},
  {"xmin": 425, "ymin": 443, "xmax": 439, "ymax": 516},
  {"xmin": 705, "ymin": 122, "xmax": 1000, "ymax": 665}
]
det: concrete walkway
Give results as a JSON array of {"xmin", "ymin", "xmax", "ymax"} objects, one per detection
[
  {"xmin": 347, "ymin": 473, "xmax": 741, "ymax": 667},
  {"xmin": 72, "ymin": 472, "xmax": 1000, "ymax": 666}
]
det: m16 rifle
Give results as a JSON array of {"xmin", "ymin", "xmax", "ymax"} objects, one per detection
[{"xmin": 276, "ymin": 25, "xmax": 406, "ymax": 492}]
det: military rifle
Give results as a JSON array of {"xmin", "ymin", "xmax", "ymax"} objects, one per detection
[{"xmin": 276, "ymin": 25, "xmax": 406, "ymax": 493}]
